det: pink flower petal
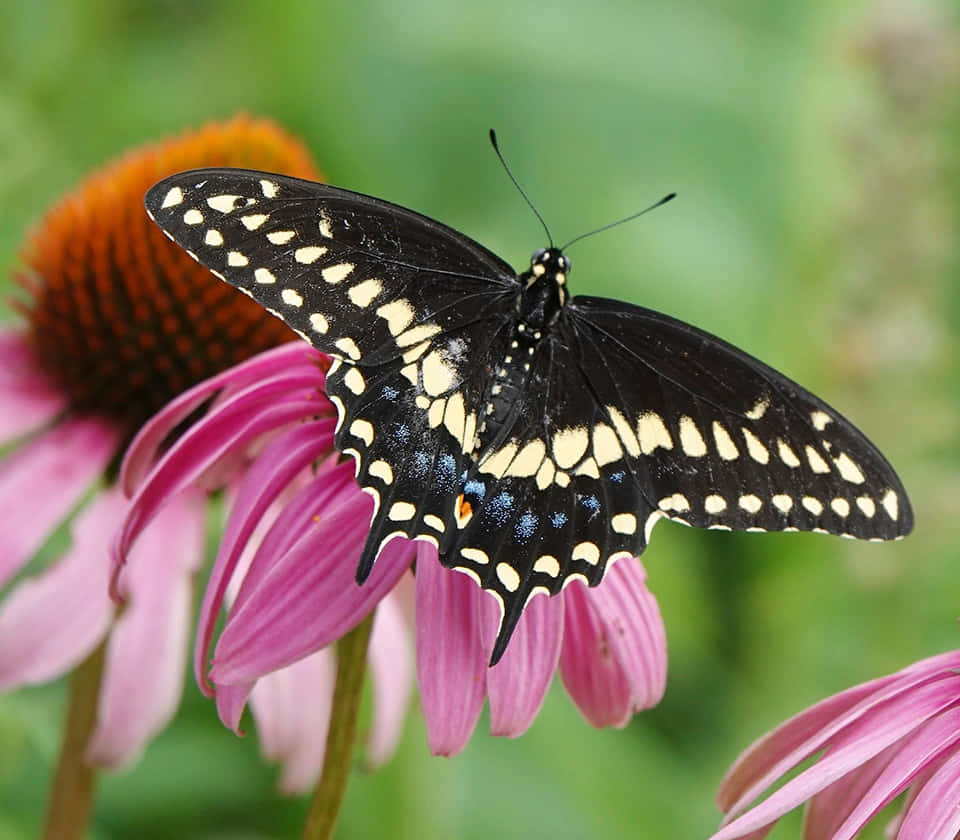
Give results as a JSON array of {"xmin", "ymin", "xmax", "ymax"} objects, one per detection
[
  {"xmin": 559, "ymin": 560, "xmax": 667, "ymax": 728},
  {"xmin": 828, "ymin": 706, "xmax": 960, "ymax": 840},
  {"xmin": 717, "ymin": 650, "xmax": 960, "ymax": 818},
  {"xmin": 483, "ymin": 591, "xmax": 563, "ymax": 737},
  {"xmin": 215, "ymin": 681, "xmax": 256, "ymax": 735},
  {"xmin": 86, "ymin": 487, "xmax": 207, "ymax": 768},
  {"xmin": 112, "ymin": 383, "xmax": 324, "ymax": 597},
  {"xmin": 193, "ymin": 419, "xmax": 335, "ymax": 695},
  {"xmin": 711, "ymin": 677, "xmax": 960, "ymax": 839},
  {"xmin": 121, "ymin": 343, "xmax": 326, "ymax": 493},
  {"xmin": 249, "ymin": 647, "xmax": 336, "ymax": 794},
  {"xmin": 896, "ymin": 748, "xmax": 960, "ymax": 840},
  {"xmin": 0, "ymin": 487, "xmax": 127, "ymax": 689},
  {"xmin": 210, "ymin": 486, "xmax": 412, "ymax": 686},
  {"xmin": 0, "ymin": 416, "xmax": 119, "ymax": 587},
  {"xmin": 0, "ymin": 330, "xmax": 67, "ymax": 444},
  {"xmin": 416, "ymin": 546, "xmax": 487, "ymax": 757},
  {"xmin": 365, "ymin": 588, "xmax": 414, "ymax": 767}
]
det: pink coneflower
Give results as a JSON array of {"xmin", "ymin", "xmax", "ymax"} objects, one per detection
[
  {"xmin": 114, "ymin": 341, "xmax": 669, "ymax": 756},
  {"xmin": 712, "ymin": 646, "xmax": 960, "ymax": 840},
  {"xmin": 0, "ymin": 116, "xmax": 409, "ymax": 787}
]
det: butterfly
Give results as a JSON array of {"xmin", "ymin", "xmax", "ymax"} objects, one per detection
[{"xmin": 145, "ymin": 156, "xmax": 913, "ymax": 665}]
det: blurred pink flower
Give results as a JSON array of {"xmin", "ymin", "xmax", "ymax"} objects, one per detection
[
  {"xmin": 0, "ymin": 117, "xmax": 414, "ymax": 788},
  {"xmin": 712, "ymin": 648, "xmax": 960, "ymax": 840},
  {"xmin": 114, "ymin": 342, "xmax": 669, "ymax": 756}
]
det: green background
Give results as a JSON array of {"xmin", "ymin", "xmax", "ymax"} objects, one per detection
[{"xmin": 1, "ymin": 0, "xmax": 958, "ymax": 837}]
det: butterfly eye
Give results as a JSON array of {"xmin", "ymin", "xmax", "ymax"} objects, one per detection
[{"xmin": 531, "ymin": 248, "xmax": 547, "ymax": 264}]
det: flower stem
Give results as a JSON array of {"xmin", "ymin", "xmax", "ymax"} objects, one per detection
[
  {"xmin": 301, "ymin": 612, "xmax": 375, "ymax": 840},
  {"xmin": 43, "ymin": 643, "xmax": 105, "ymax": 840}
]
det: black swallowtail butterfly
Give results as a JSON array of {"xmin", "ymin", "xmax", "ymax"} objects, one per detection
[{"xmin": 145, "ymin": 155, "xmax": 912, "ymax": 665}]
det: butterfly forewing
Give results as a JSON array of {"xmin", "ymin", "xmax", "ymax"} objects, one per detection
[{"xmin": 145, "ymin": 166, "xmax": 913, "ymax": 665}]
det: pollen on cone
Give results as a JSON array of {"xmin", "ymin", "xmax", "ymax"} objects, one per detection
[{"xmin": 17, "ymin": 115, "xmax": 324, "ymax": 433}]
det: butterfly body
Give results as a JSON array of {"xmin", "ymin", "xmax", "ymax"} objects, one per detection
[{"xmin": 145, "ymin": 168, "xmax": 913, "ymax": 664}]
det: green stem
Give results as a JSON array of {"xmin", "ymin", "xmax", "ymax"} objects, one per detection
[
  {"xmin": 42, "ymin": 643, "xmax": 105, "ymax": 840},
  {"xmin": 301, "ymin": 612, "xmax": 375, "ymax": 840}
]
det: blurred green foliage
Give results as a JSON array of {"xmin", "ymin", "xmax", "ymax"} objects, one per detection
[{"xmin": 0, "ymin": 0, "xmax": 957, "ymax": 837}]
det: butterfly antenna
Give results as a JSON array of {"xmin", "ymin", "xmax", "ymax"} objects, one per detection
[
  {"xmin": 560, "ymin": 192, "xmax": 676, "ymax": 251},
  {"xmin": 489, "ymin": 129, "xmax": 554, "ymax": 248}
]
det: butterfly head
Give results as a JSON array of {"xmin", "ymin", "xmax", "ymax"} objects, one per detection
[
  {"xmin": 520, "ymin": 247, "xmax": 569, "ymax": 327},
  {"xmin": 529, "ymin": 247, "xmax": 571, "ymax": 287}
]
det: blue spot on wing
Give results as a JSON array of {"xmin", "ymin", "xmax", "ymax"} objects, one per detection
[
  {"xmin": 515, "ymin": 512, "xmax": 539, "ymax": 542},
  {"xmin": 381, "ymin": 385, "xmax": 399, "ymax": 401},
  {"xmin": 610, "ymin": 470, "xmax": 625, "ymax": 484},
  {"xmin": 412, "ymin": 451, "xmax": 430, "ymax": 476},
  {"xmin": 550, "ymin": 511, "xmax": 568, "ymax": 528},
  {"xmin": 487, "ymin": 492, "xmax": 514, "ymax": 526},
  {"xmin": 464, "ymin": 479, "xmax": 486, "ymax": 500},
  {"xmin": 435, "ymin": 453, "xmax": 457, "ymax": 489}
]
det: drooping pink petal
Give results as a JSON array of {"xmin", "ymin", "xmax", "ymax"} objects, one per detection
[
  {"xmin": 416, "ymin": 545, "xmax": 487, "ymax": 757},
  {"xmin": 802, "ymin": 744, "xmax": 899, "ymax": 840},
  {"xmin": 482, "ymin": 591, "xmax": 563, "ymax": 738},
  {"xmin": 210, "ymin": 487, "xmax": 412, "ymax": 688},
  {"xmin": 85, "ymin": 487, "xmax": 206, "ymax": 768},
  {"xmin": 717, "ymin": 650, "xmax": 960, "ymax": 819},
  {"xmin": 559, "ymin": 559, "xmax": 667, "ymax": 728},
  {"xmin": 711, "ymin": 677, "xmax": 960, "ymax": 839},
  {"xmin": 193, "ymin": 419, "xmax": 335, "ymax": 695},
  {"xmin": 0, "ymin": 487, "xmax": 127, "ymax": 689},
  {"xmin": 121, "ymin": 343, "xmax": 326, "ymax": 493},
  {"xmin": 365, "ymin": 587, "xmax": 414, "ymax": 767},
  {"xmin": 0, "ymin": 416, "xmax": 119, "ymax": 588},
  {"xmin": 112, "ymin": 381, "xmax": 324, "ymax": 596},
  {"xmin": 826, "ymin": 706, "xmax": 960, "ymax": 840},
  {"xmin": 0, "ymin": 330, "xmax": 67, "ymax": 444},
  {"xmin": 249, "ymin": 647, "xmax": 336, "ymax": 794},
  {"xmin": 896, "ymin": 748, "xmax": 960, "ymax": 840}
]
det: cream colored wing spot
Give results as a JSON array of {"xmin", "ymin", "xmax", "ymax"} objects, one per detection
[
  {"xmin": 506, "ymin": 439, "xmax": 546, "ymax": 478},
  {"xmin": 810, "ymin": 410, "xmax": 832, "ymax": 431},
  {"xmin": 281, "ymin": 288, "xmax": 304, "ymax": 307},
  {"xmin": 460, "ymin": 547, "xmax": 490, "ymax": 565},
  {"xmin": 856, "ymin": 496, "xmax": 876, "ymax": 517},
  {"xmin": 397, "ymin": 324, "xmax": 442, "ymax": 348},
  {"xmin": 443, "ymin": 392, "xmax": 467, "ymax": 445},
  {"xmin": 644, "ymin": 511, "xmax": 665, "ymax": 542},
  {"xmin": 745, "ymin": 396, "xmax": 770, "ymax": 420},
  {"xmin": 606, "ymin": 406, "xmax": 640, "ymax": 456},
  {"xmin": 204, "ymin": 229, "xmax": 224, "ymax": 246},
  {"xmin": 461, "ymin": 412, "xmax": 477, "ymax": 456},
  {"xmin": 636, "ymin": 412, "xmax": 673, "ymax": 454},
  {"xmin": 534, "ymin": 555, "xmax": 560, "ymax": 577},
  {"xmin": 368, "ymin": 460, "xmax": 393, "ymax": 485},
  {"xmin": 388, "ymin": 501, "xmax": 416, "ymax": 521},
  {"xmin": 741, "ymin": 428, "xmax": 769, "ymax": 464},
  {"xmin": 295, "ymin": 246, "xmax": 328, "ymax": 264},
  {"xmin": 254, "ymin": 267, "xmax": 276, "ymax": 284},
  {"xmin": 552, "ymin": 426, "xmax": 589, "ymax": 469},
  {"xmin": 738, "ymin": 494, "xmax": 763, "ymax": 514},
  {"xmin": 207, "ymin": 194, "xmax": 241, "ymax": 213},
  {"xmin": 401, "ymin": 341, "xmax": 429, "ymax": 365},
  {"xmin": 831, "ymin": 498, "xmax": 850, "ymax": 517},
  {"xmin": 712, "ymin": 421, "xmax": 739, "ymax": 460},
  {"xmin": 259, "ymin": 179, "xmax": 279, "ymax": 198},
  {"xmin": 772, "ymin": 494, "xmax": 793, "ymax": 513},
  {"xmin": 423, "ymin": 514, "xmax": 445, "ymax": 532},
  {"xmin": 421, "ymin": 351, "xmax": 457, "ymax": 397},
  {"xmin": 183, "ymin": 208, "xmax": 204, "ymax": 225},
  {"xmin": 535, "ymin": 459, "xmax": 556, "ymax": 490},
  {"xmin": 805, "ymin": 445, "xmax": 830, "ymax": 474},
  {"xmin": 343, "ymin": 367, "xmax": 366, "ymax": 395},
  {"xmin": 881, "ymin": 489, "xmax": 899, "ymax": 520},
  {"xmin": 611, "ymin": 513, "xmax": 637, "ymax": 534},
  {"xmin": 658, "ymin": 493, "xmax": 690, "ymax": 513},
  {"xmin": 400, "ymin": 364, "xmax": 418, "ymax": 385},
  {"xmin": 376, "ymin": 299, "xmax": 415, "ymax": 336},
  {"xmin": 241, "ymin": 213, "xmax": 269, "ymax": 230},
  {"xmin": 833, "ymin": 452, "xmax": 866, "ymax": 484},
  {"xmin": 347, "ymin": 278, "xmax": 382, "ymax": 308},
  {"xmin": 496, "ymin": 563, "xmax": 521, "ymax": 592},
  {"xmin": 553, "ymin": 471, "xmax": 571, "ymax": 488},
  {"xmin": 777, "ymin": 439, "xmax": 801, "ymax": 467},
  {"xmin": 309, "ymin": 313, "xmax": 328, "ymax": 334},
  {"xmin": 428, "ymin": 399, "xmax": 445, "ymax": 429},
  {"xmin": 318, "ymin": 211, "xmax": 334, "ymax": 238},
  {"xmin": 678, "ymin": 415, "xmax": 707, "ymax": 457},
  {"xmin": 479, "ymin": 442, "xmax": 518, "ymax": 479},
  {"xmin": 592, "ymin": 423, "xmax": 623, "ymax": 466},
  {"xmin": 573, "ymin": 457, "xmax": 600, "ymax": 478},
  {"xmin": 334, "ymin": 337, "xmax": 362, "ymax": 361},
  {"xmin": 321, "ymin": 263, "xmax": 354, "ymax": 284},
  {"xmin": 349, "ymin": 419, "xmax": 374, "ymax": 446},
  {"xmin": 572, "ymin": 541, "xmax": 601, "ymax": 566},
  {"xmin": 267, "ymin": 230, "xmax": 296, "ymax": 245},
  {"xmin": 414, "ymin": 395, "xmax": 429, "ymax": 409},
  {"xmin": 227, "ymin": 251, "xmax": 249, "ymax": 267},
  {"xmin": 705, "ymin": 494, "xmax": 727, "ymax": 514},
  {"xmin": 801, "ymin": 496, "xmax": 824, "ymax": 516},
  {"xmin": 161, "ymin": 186, "xmax": 183, "ymax": 208}
]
